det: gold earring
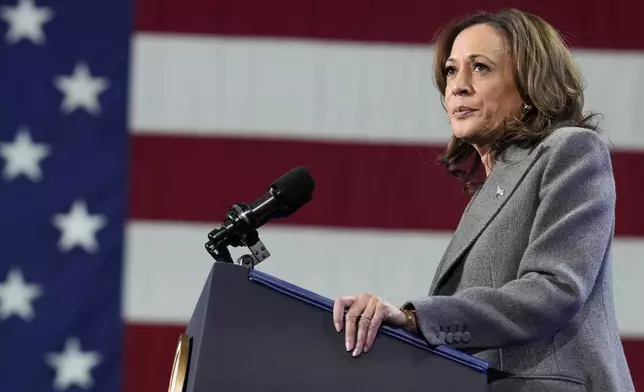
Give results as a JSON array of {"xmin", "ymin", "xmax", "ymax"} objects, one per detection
[{"xmin": 521, "ymin": 103, "xmax": 531, "ymax": 114}]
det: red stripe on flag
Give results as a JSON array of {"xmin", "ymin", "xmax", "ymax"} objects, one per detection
[
  {"xmin": 129, "ymin": 134, "xmax": 644, "ymax": 237},
  {"xmin": 123, "ymin": 323, "xmax": 181, "ymax": 392},
  {"xmin": 134, "ymin": 0, "xmax": 644, "ymax": 50},
  {"xmin": 129, "ymin": 134, "xmax": 470, "ymax": 231},
  {"xmin": 123, "ymin": 323, "xmax": 644, "ymax": 392},
  {"xmin": 623, "ymin": 340, "xmax": 644, "ymax": 390}
]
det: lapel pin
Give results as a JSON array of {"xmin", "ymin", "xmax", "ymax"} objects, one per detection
[{"xmin": 496, "ymin": 185, "xmax": 504, "ymax": 197}]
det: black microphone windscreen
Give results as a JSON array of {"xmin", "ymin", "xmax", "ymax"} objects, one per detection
[{"xmin": 271, "ymin": 166, "xmax": 315, "ymax": 208}]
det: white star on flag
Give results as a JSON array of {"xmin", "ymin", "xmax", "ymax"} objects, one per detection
[
  {"xmin": 52, "ymin": 199, "xmax": 107, "ymax": 254},
  {"xmin": 53, "ymin": 61, "xmax": 110, "ymax": 115},
  {"xmin": 0, "ymin": 126, "xmax": 51, "ymax": 182},
  {"xmin": 0, "ymin": 267, "xmax": 43, "ymax": 321},
  {"xmin": 45, "ymin": 337, "xmax": 102, "ymax": 391},
  {"xmin": 0, "ymin": 0, "xmax": 53, "ymax": 45}
]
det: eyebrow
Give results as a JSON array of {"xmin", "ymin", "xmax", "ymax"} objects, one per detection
[{"xmin": 446, "ymin": 54, "xmax": 495, "ymax": 64}]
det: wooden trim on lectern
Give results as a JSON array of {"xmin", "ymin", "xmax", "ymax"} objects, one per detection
[{"xmin": 168, "ymin": 334, "xmax": 192, "ymax": 392}]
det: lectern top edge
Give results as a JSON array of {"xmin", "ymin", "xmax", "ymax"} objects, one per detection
[{"xmin": 247, "ymin": 267, "xmax": 490, "ymax": 374}]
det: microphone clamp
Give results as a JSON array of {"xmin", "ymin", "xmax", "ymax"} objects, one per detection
[{"xmin": 205, "ymin": 203, "xmax": 271, "ymax": 268}]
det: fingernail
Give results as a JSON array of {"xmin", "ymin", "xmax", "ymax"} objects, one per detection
[
  {"xmin": 352, "ymin": 347, "xmax": 361, "ymax": 357},
  {"xmin": 364, "ymin": 344, "xmax": 370, "ymax": 353},
  {"xmin": 335, "ymin": 323, "xmax": 341, "ymax": 332},
  {"xmin": 345, "ymin": 341, "xmax": 351, "ymax": 351}
]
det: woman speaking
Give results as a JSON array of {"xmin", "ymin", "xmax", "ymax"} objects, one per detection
[{"xmin": 332, "ymin": 8, "xmax": 636, "ymax": 392}]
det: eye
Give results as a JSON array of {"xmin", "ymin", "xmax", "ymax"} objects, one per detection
[
  {"xmin": 473, "ymin": 62, "xmax": 489, "ymax": 72},
  {"xmin": 445, "ymin": 65, "xmax": 456, "ymax": 76}
]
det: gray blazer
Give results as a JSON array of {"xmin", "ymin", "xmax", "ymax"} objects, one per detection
[{"xmin": 405, "ymin": 127, "xmax": 635, "ymax": 391}]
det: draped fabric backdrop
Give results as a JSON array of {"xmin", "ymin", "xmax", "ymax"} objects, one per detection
[{"xmin": 1, "ymin": 0, "xmax": 642, "ymax": 391}]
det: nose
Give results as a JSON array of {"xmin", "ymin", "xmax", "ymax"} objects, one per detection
[
  {"xmin": 452, "ymin": 85, "xmax": 472, "ymax": 96},
  {"xmin": 450, "ymin": 71, "xmax": 473, "ymax": 96}
]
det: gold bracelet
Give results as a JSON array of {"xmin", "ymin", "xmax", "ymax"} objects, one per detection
[{"xmin": 400, "ymin": 307, "xmax": 418, "ymax": 333}]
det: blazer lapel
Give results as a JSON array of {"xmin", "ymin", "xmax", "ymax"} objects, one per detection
[{"xmin": 430, "ymin": 143, "xmax": 547, "ymax": 295}]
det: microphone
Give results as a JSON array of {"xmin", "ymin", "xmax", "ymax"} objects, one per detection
[{"xmin": 206, "ymin": 166, "xmax": 315, "ymax": 253}]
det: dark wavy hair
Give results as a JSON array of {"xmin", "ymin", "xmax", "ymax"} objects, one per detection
[{"xmin": 433, "ymin": 9, "xmax": 602, "ymax": 194}]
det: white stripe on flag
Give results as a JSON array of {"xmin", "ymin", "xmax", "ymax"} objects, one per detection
[
  {"xmin": 123, "ymin": 221, "xmax": 644, "ymax": 337},
  {"xmin": 130, "ymin": 34, "xmax": 644, "ymax": 149}
]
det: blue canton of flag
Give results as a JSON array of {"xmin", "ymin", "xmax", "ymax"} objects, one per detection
[{"xmin": 0, "ymin": 0, "xmax": 132, "ymax": 390}]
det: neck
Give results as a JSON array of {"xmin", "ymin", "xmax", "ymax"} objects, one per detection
[{"xmin": 474, "ymin": 144, "xmax": 494, "ymax": 177}]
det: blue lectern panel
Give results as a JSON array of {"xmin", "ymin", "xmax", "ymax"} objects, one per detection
[
  {"xmin": 185, "ymin": 262, "xmax": 489, "ymax": 392},
  {"xmin": 248, "ymin": 267, "xmax": 489, "ymax": 374}
]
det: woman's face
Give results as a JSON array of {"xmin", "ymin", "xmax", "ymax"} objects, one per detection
[{"xmin": 444, "ymin": 24, "xmax": 524, "ymax": 144}]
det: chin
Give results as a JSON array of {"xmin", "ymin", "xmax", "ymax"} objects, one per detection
[{"xmin": 450, "ymin": 124, "xmax": 484, "ymax": 143}]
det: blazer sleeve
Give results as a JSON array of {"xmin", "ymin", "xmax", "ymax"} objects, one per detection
[{"xmin": 403, "ymin": 129, "xmax": 616, "ymax": 353}]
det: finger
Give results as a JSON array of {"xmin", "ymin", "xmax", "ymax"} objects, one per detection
[
  {"xmin": 364, "ymin": 302, "xmax": 386, "ymax": 353},
  {"xmin": 332, "ymin": 296, "xmax": 355, "ymax": 332},
  {"xmin": 344, "ymin": 296, "xmax": 367, "ymax": 352},
  {"xmin": 353, "ymin": 297, "xmax": 378, "ymax": 357}
]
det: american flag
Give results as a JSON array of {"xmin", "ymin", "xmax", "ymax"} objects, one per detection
[{"xmin": 1, "ymin": 0, "xmax": 643, "ymax": 391}]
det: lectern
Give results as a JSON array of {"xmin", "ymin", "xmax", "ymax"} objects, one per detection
[{"xmin": 167, "ymin": 261, "xmax": 489, "ymax": 391}]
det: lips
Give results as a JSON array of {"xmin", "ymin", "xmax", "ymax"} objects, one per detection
[
  {"xmin": 453, "ymin": 106, "xmax": 477, "ymax": 117},
  {"xmin": 453, "ymin": 106, "xmax": 477, "ymax": 114}
]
